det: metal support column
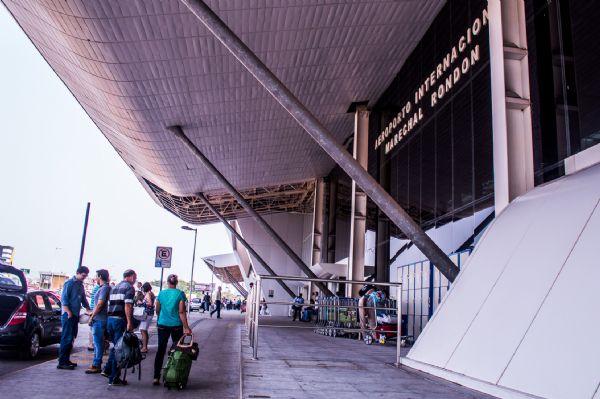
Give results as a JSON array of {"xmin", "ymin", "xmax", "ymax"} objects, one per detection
[
  {"xmin": 197, "ymin": 192, "xmax": 296, "ymax": 298},
  {"xmin": 376, "ymin": 214, "xmax": 390, "ymax": 283},
  {"xmin": 489, "ymin": 0, "xmax": 534, "ymax": 215},
  {"xmin": 252, "ymin": 277, "xmax": 261, "ymax": 360},
  {"xmin": 77, "ymin": 202, "xmax": 91, "ymax": 269},
  {"xmin": 348, "ymin": 105, "xmax": 369, "ymax": 297},
  {"xmin": 326, "ymin": 179, "xmax": 337, "ymax": 264},
  {"xmin": 169, "ymin": 125, "xmax": 333, "ymax": 296},
  {"xmin": 376, "ymin": 112, "xmax": 391, "ymax": 286},
  {"xmin": 178, "ymin": 0, "xmax": 460, "ymax": 282},
  {"xmin": 312, "ymin": 178, "xmax": 326, "ymax": 266}
]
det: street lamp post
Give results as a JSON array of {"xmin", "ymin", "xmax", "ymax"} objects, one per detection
[{"xmin": 181, "ymin": 226, "xmax": 198, "ymax": 314}]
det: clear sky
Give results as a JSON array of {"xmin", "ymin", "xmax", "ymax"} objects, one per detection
[{"xmin": 0, "ymin": 5, "xmax": 232, "ymax": 285}]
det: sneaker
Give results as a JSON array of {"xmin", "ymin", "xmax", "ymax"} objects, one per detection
[
  {"xmin": 109, "ymin": 378, "xmax": 127, "ymax": 386},
  {"xmin": 68, "ymin": 361, "xmax": 78, "ymax": 367},
  {"xmin": 101, "ymin": 370, "xmax": 111, "ymax": 378},
  {"xmin": 57, "ymin": 364, "xmax": 75, "ymax": 370},
  {"xmin": 85, "ymin": 366, "xmax": 101, "ymax": 374}
]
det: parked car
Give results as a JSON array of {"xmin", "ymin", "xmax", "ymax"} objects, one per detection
[
  {"xmin": 0, "ymin": 262, "xmax": 62, "ymax": 358},
  {"xmin": 189, "ymin": 297, "xmax": 203, "ymax": 312}
]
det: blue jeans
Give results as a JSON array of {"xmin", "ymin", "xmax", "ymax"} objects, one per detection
[
  {"xmin": 58, "ymin": 313, "xmax": 78, "ymax": 365},
  {"xmin": 91, "ymin": 319, "xmax": 107, "ymax": 368},
  {"xmin": 106, "ymin": 317, "xmax": 126, "ymax": 383}
]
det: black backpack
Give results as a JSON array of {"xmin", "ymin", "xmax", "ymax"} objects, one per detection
[{"xmin": 114, "ymin": 331, "xmax": 145, "ymax": 382}]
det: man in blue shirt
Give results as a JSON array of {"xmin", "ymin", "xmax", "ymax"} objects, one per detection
[
  {"xmin": 58, "ymin": 266, "xmax": 91, "ymax": 370},
  {"xmin": 85, "ymin": 269, "xmax": 110, "ymax": 374},
  {"xmin": 292, "ymin": 293, "xmax": 304, "ymax": 321},
  {"xmin": 87, "ymin": 281, "xmax": 101, "ymax": 351}
]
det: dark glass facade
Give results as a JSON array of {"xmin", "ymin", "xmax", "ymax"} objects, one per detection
[
  {"xmin": 369, "ymin": 0, "xmax": 493, "ymax": 237},
  {"xmin": 527, "ymin": 0, "xmax": 600, "ymax": 184}
]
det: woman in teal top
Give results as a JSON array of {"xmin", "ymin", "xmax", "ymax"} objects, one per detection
[{"xmin": 153, "ymin": 274, "xmax": 192, "ymax": 385}]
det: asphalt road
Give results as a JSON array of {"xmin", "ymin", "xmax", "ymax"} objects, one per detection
[{"xmin": 0, "ymin": 323, "xmax": 90, "ymax": 377}]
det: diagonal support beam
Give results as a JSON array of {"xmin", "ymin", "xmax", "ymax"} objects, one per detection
[
  {"xmin": 197, "ymin": 192, "xmax": 296, "ymax": 298},
  {"xmin": 168, "ymin": 125, "xmax": 334, "ymax": 296},
  {"xmin": 178, "ymin": 0, "xmax": 460, "ymax": 282}
]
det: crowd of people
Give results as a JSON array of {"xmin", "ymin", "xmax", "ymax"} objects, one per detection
[{"xmin": 58, "ymin": 266, "xmax": 191, "ymax": 387}]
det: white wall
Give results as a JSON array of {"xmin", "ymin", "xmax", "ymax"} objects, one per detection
[
  {"xmin": 389, "ymin": 207, "xmax": 494, "ymax": 269},
  {"xmin": 404, "ymin": 163, "xmax": 600, "ymax": 399},
  {"xmin": 335, "ymin": 217, "xmax": 351, "ymax": 263},
  {"xmin": 301, "ymin": 213, "xmax": 314, "ymax": 267},
  {"xmin": 365, "ymin": 229, "xmax": 376, "ymax": 267},
  {"xmin": 237, "ymin": 213, "xmax": 310, "ymax": 316}
]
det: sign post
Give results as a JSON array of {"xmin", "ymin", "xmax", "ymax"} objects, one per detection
[{"xmin": 155, "ymin": 246, "xmax": 172, "ymax": 291}]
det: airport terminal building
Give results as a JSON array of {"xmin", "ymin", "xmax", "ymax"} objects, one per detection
[{"xmin": 4, "ymin": 0, "xmax": 600, "ymax": 397}]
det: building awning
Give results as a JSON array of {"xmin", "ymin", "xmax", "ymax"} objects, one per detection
[{"xmin": 2, "ymin": 0, "xmax": 445, "ymax": 223}]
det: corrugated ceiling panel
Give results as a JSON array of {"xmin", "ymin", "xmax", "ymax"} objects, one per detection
[{"xmin": 3, "ymin": 0, "xmax": 445, "ymax": 196}]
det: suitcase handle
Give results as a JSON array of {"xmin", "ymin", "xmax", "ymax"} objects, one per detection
[{"xmin": 177, "ymin": 334, "xmax": 194, "ymax": 349}]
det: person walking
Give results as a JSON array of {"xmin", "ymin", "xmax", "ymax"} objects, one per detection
[
  {"xmin": 358, "ymin": 285, "xmax": 377, "ymax": 340},
  {"xmin": 292, "ymin": 293, "xmax": 304, "ymax": 321},
  {"xmin": 210, "ymin": 286, "xmax": 222, "ymax": 318},
  {"xmin": 57, "ymin": 266, "xmax": 90, "ymax": 370},
  {"xmin": 85, "ymin": 269, "xmax": 110, "ymax": 374},
  {"xmin": 139, "ymin": 282, "xmax": 156, "ymax": 353},
  {"xmin": 202, "ymin": 291, "xmax": 211, "ymax": 312},
  {"xmin": 104, "ymin": 269, "xmax": 137, "ymax": 386},
  {"xmin": 153, "ymin": 274, "xmax": 192, "ymax": 386}
]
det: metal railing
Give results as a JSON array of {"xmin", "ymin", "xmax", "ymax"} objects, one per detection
[{"xmin": 245, "ymin": 275, "xmax": 405, "ymax": 366}]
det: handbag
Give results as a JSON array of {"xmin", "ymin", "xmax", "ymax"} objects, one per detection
[
  {"xmin": 170, "ymin": 334, "xmax": 199, "ymax": 361},
  {"xmin": 133, "ymin": 305, "xmax": 147, "ymax": 321}
]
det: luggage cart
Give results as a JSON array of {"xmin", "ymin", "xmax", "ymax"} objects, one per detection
[{"xmin": 314, "ymin": 297, "xmax": 360, "ymax": 339}]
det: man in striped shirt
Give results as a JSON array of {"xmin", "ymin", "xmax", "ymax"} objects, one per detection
[{"xmin": 103, "ymin": 269, "xmax": 136, "ymax": 386}]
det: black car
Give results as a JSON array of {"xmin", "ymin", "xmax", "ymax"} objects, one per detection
[{"xmin": 0, "ymin": 262, "xmax": 62, "ymax": 358}]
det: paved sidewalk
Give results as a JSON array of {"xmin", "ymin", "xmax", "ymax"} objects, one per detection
[
  {"xmin": 0, "ymin": 312, "xmax": 242, "ymax": 399},
  {"xmin": 241, "ymin": 316, "xmax": 496, "ymax": 399},
  {"xmin": 3, "ymin": 312, "xmax": 497, "ymax": 399}
]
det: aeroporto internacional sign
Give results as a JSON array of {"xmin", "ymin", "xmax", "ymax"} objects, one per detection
[{"xmin": 373, "ymin": 7, "xmax": 490, "ymax": 156}]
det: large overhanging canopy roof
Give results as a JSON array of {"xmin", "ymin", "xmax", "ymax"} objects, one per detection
[{"xmin": 3, "ymin": 0, "xmax": 445, "ymax": 223}]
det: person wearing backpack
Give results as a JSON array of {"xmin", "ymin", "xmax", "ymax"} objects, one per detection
[
  {"xmin": 104, "ymin": 269, "xmax": 137, "ymax": 386},
  {"xmin": 153, "ymin": 274, "xmax": 192, "ymax": 386}
]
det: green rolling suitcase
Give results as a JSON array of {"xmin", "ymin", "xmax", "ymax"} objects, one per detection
[
  {"xmin": 163, "ymin": 335, "xmax": 197, "ymax": 390},
  {"xmin": 163, "ymin": 349, "xmax": 192, "ymax": 390}
]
